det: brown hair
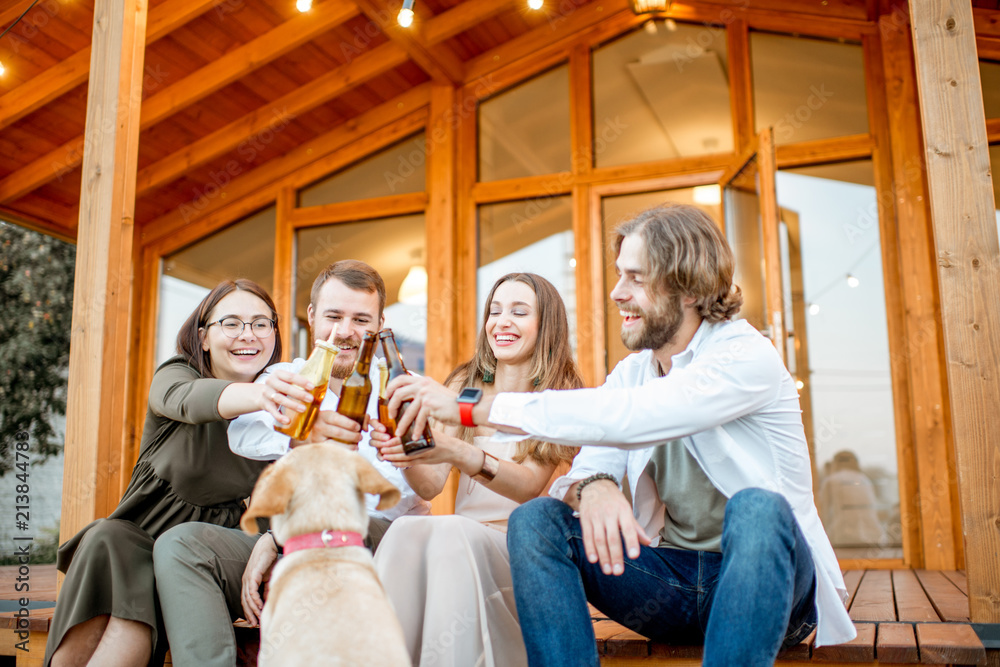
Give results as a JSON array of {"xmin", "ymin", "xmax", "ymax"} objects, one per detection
[
  {"xmin": 175, "ymin": 279, "xmax": 283, "ymax": 379},
  {"xmin": 613, "ymin": 203, "xmax": 743, "ymax": 323},
  {"xmin": 309, "ymin": 260, "xmax": 386, "ymax": 320},
  {"xmin": 445, "ymin": 273, "xmax": 583, "ymax": 466}
]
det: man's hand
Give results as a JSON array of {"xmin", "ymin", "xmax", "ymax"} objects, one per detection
[
  {"xmin": 241, "ymin": 533, "xmax": 279, "ymax": 627},
  {"xmin": 261, "ymin": 369, "xmax": 315, "ymax": 425},
  {"xmin": 293, "ymin": 410, "xmax": 364, "ymax": 449},
  {"xmin": 576, "ymin": 480, "xmax": 651, "ymax": 576},
  {"xmin": 386, "ymin": 375, "xmax": 461, "ymax": 436}
]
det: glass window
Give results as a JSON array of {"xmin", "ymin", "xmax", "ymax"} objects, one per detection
[
  {"xmin": 295, "ymin": 215, "xmax": 427, "ymax": 370},
  {"xmin": 593, "ymin": 20, "xmax": 732, "ymax": 167},
  {"xmin": 298, "ymin": 134, "xmax": 427, "ymax": 207},
  {"xmin": 477, "ymin": 197, "xmax": 576, "ymax": 348},
  {"xmin": 776, "ymin": 160, "xmax": 901, "ymax": 559},
  {"xmin": 753, "ymin": 33, "xmax": 868, "ymax": 145},
  {"xmin": 158, "ymin": 206, "xmax": 276, "ymax": 366},
  {"xmin": 478, "ymin": 66, "xmax": 572, "ymax": 182},
  {"xmin": 601, "ymin": 187, "xmax": 722, "ymax": 372},
  {"xmin": 981, "ymin": 60, "xmax": 1000, "ymax": 120}
]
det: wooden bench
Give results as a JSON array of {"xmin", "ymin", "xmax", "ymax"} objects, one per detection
[{"xmin": 1, "ymin": 570, "xmax": 990, "ymax": 666}]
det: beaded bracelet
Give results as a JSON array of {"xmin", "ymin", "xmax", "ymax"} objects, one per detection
[{"xmin": 575, "ymin": 472, "xmax": 619, "ymax": 502}]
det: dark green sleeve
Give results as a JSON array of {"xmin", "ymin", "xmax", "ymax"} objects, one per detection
[{"xmin": 148, "ymin": 360, "xmax": 233, "ymax": 424}]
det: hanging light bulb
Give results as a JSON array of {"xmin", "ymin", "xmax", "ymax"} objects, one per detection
[
  {"xmin": 846, "ymin": 273, "xmax": 860, "ymax": 288},
  {"xmin": 808, "ymin": 303, "xmax": 820, "ymax": 316},
  {"xmin": 0, "ymin": 60, "xmax": 5, "ymax": 77},
  {"xmin": 398, "ymin": 0, "xmax": 415, "ymax": 27},
  {"xmin": 295, "ymin": 0, "xmax": 312, "ymax": 11},
  {"xmin": 528, "ymin": 0, "xmax": 544, "ymax": 9}
]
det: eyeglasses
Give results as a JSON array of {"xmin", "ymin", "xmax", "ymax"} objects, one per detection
[{"xmin": 206, "ymin": 317, "xmax": 276, "ymax": 339}]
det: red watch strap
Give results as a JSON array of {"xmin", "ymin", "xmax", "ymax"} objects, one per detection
[{"xmin": 459, "ymin": 400, "xmax": 476, "ymax": 427}]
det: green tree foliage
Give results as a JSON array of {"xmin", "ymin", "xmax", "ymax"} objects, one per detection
[{"xmin": 0, "ymin": 222, "xmax": 75, "ymax": 474}]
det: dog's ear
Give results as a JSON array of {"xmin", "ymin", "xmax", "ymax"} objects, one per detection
[
  {"xmin": 353, "ymin": 456, "xmax": 401, "ymax": 510},
  {"xmin": 240, "ymin": 461, "xmax": 299, "ymax": 535}
]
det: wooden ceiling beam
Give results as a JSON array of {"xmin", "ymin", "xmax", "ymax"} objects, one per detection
[
  {"xmin": 139, "ymin": 84, "xmax": 431, "ymax": 251},
  {"xmin": 0, "ymin": 0, "xmax": 221, "ymax": 131},
  {"xmin": 422, "ymin": 0, "xmax": 518, "ymax": 45},
  {"xmin": 353, "ymin": 0, "xmax": 464, "ymax": 84},
  {"xmin": 135, "ymin": 42, "xmax": 408, "ymax": 194},
  {"xmin": 0, "ymin": 1, "xmax": 360, "ymax": 204}
]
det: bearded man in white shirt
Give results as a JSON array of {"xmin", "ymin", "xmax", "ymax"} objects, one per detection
[
  {"xmin": 385, "ymin": 204, "xmax": 855, "ymax": 666},
  {"xmin": 152, "ymin": 260, "xmax": 430, "ymax": 667}
]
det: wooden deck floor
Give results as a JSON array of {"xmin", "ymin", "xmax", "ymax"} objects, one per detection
[
  {"xmin": 594, "ymin": 569, "xmax": 989, "ymax": 665},
  {"xmin": 0, "ymin": 568, "xmax": 990, "ymax": 665}
]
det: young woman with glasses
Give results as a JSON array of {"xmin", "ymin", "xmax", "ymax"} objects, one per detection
[{"xmin": 45, "ymin": 279, "xmax": 287, "ymax": 667}]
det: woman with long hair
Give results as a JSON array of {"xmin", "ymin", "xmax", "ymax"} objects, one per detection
[
  {"xmin": 371, "ymin": 272, "xmax": 584, "ymax": 667},
  {"xmin": 46, "ymin": 279, "xmax": 287, "ymax": 667}
]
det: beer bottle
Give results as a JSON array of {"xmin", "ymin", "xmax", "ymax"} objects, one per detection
[
  {"xmin": 334, "ymin": 331, "xmax": 378, "ymax": 440},
  {"xmin": 378, "ymin": 329, "xmax": 435, "ymax": 454},
  {"xmin": 273, "ymin": 340, "xmax": 339, "ymax": 441},
  {"xmin": 376, "ymin": 358, "xmax": 395, "ymax": 434}
]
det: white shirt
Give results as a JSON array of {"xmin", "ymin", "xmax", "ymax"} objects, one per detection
[
  {"xmin": 228, "ymin": 358, "xmax": 430, "ymax": 521},
  {"xmin": 489, "ymin": 318, "xmax": 855, "ymax": 647}
]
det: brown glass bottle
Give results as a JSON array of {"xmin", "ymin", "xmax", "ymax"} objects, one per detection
[
  {"xmin": 334, "ymin": 332, "xmax": 377, "ymax": 441},
  {"xmin": 376, "ymin": 358, "xmax": 396, "ymax": 434},
  {"xmin": 378, "ymin": 329, "xmax": 435, "ymax": 453},
  {"xmin": 274, "ymin": 340, "xmax": 339, "ymax": 441}
]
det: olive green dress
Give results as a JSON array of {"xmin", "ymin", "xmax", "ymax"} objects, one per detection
[{"xmin": 43, "ymin": 357, "xmax": 269, "ymax": 667}]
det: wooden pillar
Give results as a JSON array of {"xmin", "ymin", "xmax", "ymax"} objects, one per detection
[
  {"xmin": 61, "ymin": 0, "xmax": 148, "ymax": 544},
  {"xmin": 909, "ymin": 0, "xmax": 1000, "ymax": 621},
  {"xmin": 876, "ymin": 1, "xmax": 960, "ymax": 569},
  {"xmin": 274, "ymin": 186, "xmax": 295, "ymax": 359}
]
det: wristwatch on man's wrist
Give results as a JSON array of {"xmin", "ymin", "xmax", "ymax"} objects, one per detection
[{"xmin": 456, "ymin": 387, "xmax": 484, "ymax": 428}]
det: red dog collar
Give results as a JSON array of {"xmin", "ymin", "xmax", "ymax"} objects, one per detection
[{"xmin": 282, "ymin": 530, "xmax": 365, "ymax": 555}]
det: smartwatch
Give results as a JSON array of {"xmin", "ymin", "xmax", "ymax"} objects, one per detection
[{"xmin": 456, "ymin": 387, "xmax": 484, "ymax": 428}]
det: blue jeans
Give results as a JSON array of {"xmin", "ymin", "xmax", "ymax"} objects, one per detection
[{"xmin": 507, "ymin": 488, "xmax": 817, "ymax": 667}]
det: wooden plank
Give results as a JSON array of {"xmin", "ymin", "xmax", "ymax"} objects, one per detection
[
  {"xmin": 774, "ymin": 134, "xmax": 874, "ymax": 169},
  {"xmin": 915, "ymin": 623, "xmax": 987, "ymax": 665},
  {"xmin": 288, "ymin": 192, "xmax": 427, "ymax": 227},
  {"xmin": 941, "ymin": 570, "xmax": 968, "ymax": 595},
  {"xmin": 0, "ymin": 607, "xmax": 53, "ymax": 632},
  {"xmin": 422, "ymin": 0, "xmax": 515, "ymax": 45},
  {"xmin": 915, "ymin": 569, "xmax": 970, "ymax": 622},
  {"xmin": 354, "ymin": 0, "xmax": 463, "ymax": 84},
  {"xmin": 875, "ymin": 622, "xmax": 919, "ymax": 664},
  {"xmin": 61, "ymin": 0, "xmax": 147, "ymax": 550},
  {"xmin": 584, "ymin": 153, "xmax": 733, "ymax": 187},
  {"xmin": 987, "ymin": 117, "xmax": 1000, "ymax": 140},
  {"xmin": 0, "ymin": 0, "xmax": 220, "ymax": 131},
  {"xmin": 139, "ymin": 85, "xmax": 431, "ymax": 252},
  {"xmin": 849, "ymin": 569, "xmax": 897, "ymax": 622},
  {"xmin": 842, "ymin": 570, "xmax": 865, "ymax": 610},
  {"xmin": 593, "ymin": 619, "xmax": 628, "ymax": 653},
  {"xmin": 812, "ymin": 622, "xmax": 876, "ymax": 662},
  {"xmin": 472, "ymin": 173, "xmax": 574, "ymax": 203},
  {"xmin": 757, "ymin": 127, "xmax": 784, "ymax": 363},
  {"xmin": 910, "ymin": 0, "xmax": 1000, "ymax": 620},
  {"xmin": 861, "ymin": 23, "xmax": 923, "ymax": 570},
  {"xmin": 892, "ymin": 569, "xmax": 940, "ymax": 622},
  {"xmin": 274, "ymin": 187, "xmax": 294, "ymax": 363},
  {"xmin": 727, "ymin": 19, "xmax": 754, "ymax": 153},
  {"xmin": 128, "ymin": 244, "xmax": 159, "ymax": 477},
  {"xmin": 604, "ymin": 629, "xmax": 650, "ymax": 658},
  {"xmin": 974, "ymin": 7, "xmax": 1000, "ymax": 38},
  {"xmin": 425, "ymin": 84, "xmax": 458, "ymax": 385},
  {"xmin": 453, "ymin": 80, "xmax": 479, "ymax": 372},
  {"xmin": 881, "ymin": 2, "xmax": 959, "ymax": 571},
  {"xmin": 135, "ymin": 42, "xmax": 409, "ymax": 194}
]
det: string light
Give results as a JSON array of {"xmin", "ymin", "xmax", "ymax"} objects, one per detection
[
  {"xmin": 0, "ymin": 0, "xmax": 43, "ymax": 77},
  {"xmin": 398, "ymin": 0, "xmax": 415, "ymax": 27},
  {"xmin": 296, "ymin": 0, "xmax": 312, "ymax": 12},
  {"xmin": 808, "ymin": 303, "xmax": 820, "ymax": 316},
  {"xmin": 846, "ymin": 273, "xmax": 860, "ymax": 288},
  {"xmin": 528, "ymin": 0, "xmax": 544, "ymax": 9}
]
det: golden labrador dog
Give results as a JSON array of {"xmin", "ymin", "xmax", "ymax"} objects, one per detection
[{"xmin": 241, "ymin": 444, "xmax": 410, "ymax": 667}]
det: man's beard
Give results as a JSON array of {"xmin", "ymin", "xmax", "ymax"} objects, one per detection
[
  {"xmin": 329, "ymin": 337, "xmax": 360, "ymax": 380},
  {"xmin": 620, "ymin": 292, "xmax": 685, "ymax": 352}
]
